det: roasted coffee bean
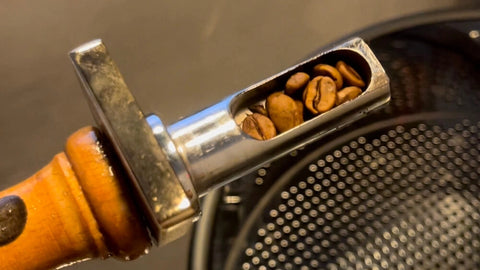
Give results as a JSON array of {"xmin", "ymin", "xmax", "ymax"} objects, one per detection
[
  {"xmin": 266, "ymin": 92, "xmax": 303, "ymax": 133},
  {"xmin": 315, "ymin": 76, "xmax": 337, "ymax": 113},
  {"xmin": 303, "ymin": 76, "xmax": 337, "ymax": 114},
  {"xmin": 240, "ymin": 57, "xmax": 367, "ymax": 139},
  {"xmin": 313, "ymin": 64, "xmax": 343, "ymax": 90},
  {"xmin": 336, "ymin": 61, "xmax": 365, "ymax": 88},
  {"xmin": 248, "ymin": 104, "xmax": 268, "ymax": 116},
  {"xmin": 336, "ymin": 86, "xmax": 362, "ymax": 105},
  {"xmin": 303, "ymin": 76, "xmax": 323, "ymax": 114},
  {"xmin": 285, "ymin": 72, "xmax": 310, "ymax": 95},
  {"xmin": 242, "ymin": 113, "xmax": 277, "ymax": 140}
]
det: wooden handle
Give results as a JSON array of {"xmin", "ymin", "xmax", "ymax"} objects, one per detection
[{"xmin": 0, "ymin": 127, "xmax": 151, "ymax": 270}]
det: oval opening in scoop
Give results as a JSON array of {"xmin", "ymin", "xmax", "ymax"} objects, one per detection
[{"xmin": 231, "ymin": 49, "xmax": 372, "ymax": 140}]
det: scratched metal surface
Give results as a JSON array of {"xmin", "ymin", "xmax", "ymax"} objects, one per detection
[{"xmin": 0, "ymin": 1, "xmax": 476, "ymax": 269}]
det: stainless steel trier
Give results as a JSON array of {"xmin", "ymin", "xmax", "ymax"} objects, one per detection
[{"xmin": 70, "ymin": 37, "xmax": 389, "ymax": 244}]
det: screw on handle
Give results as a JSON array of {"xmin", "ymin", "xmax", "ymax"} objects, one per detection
[{"xmin": 0, "ymin": 127, "xmax": 151, "ymax": 270}]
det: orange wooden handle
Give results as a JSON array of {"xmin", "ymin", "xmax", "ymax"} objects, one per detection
[{"xmin": 0, "ymin": 127, "xmax": 151, "ymax": 270}]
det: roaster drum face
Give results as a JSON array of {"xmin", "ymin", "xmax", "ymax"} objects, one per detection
[{"xmin": 192, "ymin": 20, "xmax": 480, "ymax": 270}]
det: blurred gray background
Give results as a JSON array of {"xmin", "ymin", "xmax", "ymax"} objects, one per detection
[{"xmin": 0, "ymin": 1, "xmax": 477, "ymax": 269}]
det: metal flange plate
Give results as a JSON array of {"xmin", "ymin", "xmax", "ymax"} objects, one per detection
[{"xmin": 69, "ymin": 40, "xmax": 198, "ymax": 244}]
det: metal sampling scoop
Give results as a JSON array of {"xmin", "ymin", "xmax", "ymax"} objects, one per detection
[{"xmin": 69, "ymin": 37, "xmax": 390, "ymax": 245}]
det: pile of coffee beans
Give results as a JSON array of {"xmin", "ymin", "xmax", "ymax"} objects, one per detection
[{"xmin": 242, "ymin": 60, "xmax": 366, "ymax": 140}]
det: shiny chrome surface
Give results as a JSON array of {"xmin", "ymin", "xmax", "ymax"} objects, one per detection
[
  {"xmin": 166, "ymin": 38, "xmax": 390, "ymax": 196},
  {"xmin": 146, "ymin": 114, "xmax": 200, "ymax": 220},
  {"xmin": 69, "ymin": 40, "xmax": 199, "ymax": 245}
]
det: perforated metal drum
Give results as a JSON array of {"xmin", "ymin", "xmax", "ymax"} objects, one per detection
[{"xmin": 190, "ymin": 16, "xmax": 480, "ymax": 270}]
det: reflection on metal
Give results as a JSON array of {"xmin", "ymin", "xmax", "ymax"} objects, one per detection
[
  {"xmin": 223, "ymin": 195, "xmax": 242, "ymax": 204},
  {"xmin": 469, "ymin": 29, "xmax": 479, "ymax": 38}
]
